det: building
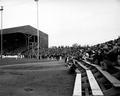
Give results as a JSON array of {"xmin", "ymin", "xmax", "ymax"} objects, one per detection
[{"xmin": 0, "ymin": 25, "xmax": 48, "ymax": 55}]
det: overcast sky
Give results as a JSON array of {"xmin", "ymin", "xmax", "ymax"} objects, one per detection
[{"xmin": 0, "ymin": 0, "xmax": 120, "ymax": 47}]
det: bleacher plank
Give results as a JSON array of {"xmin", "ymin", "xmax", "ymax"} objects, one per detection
[
  {"xmin": 115, "ymin": 66, "xmax": 120, "ymax": 70},
  {"xmin": 83, "ymin": 60, "xmax": 97, "ymax": 67},
  {"xmin": 73, "ymin": 71, "xmax": 82, "ymax": 96},
  {"xmin": 96, "ymin": 66, "xmax": 120, "ymax": 87},
  {"xmin": 86, "ymin": 70, "xmax": 104, "ymax": 96},
  {"xmin": 83, "ymin": 60, "xmax": 120, "ymax": 87},
  {"xmin": 77, "ymin": 61, "xmax": 89, "ymax": 70}
]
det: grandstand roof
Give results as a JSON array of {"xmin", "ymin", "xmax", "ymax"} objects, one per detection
[{"xmin": 3, "ymin": 25, "xmax": 47, "ymax": 36}]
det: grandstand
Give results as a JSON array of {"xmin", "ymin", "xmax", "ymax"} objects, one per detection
[
  {"xmin": 0, "ymin": 34, "xmax": 120, "ymax": 95},
  {"xmin": 0, "ymin": 25, "xmax": 48, "ymax": 57}
]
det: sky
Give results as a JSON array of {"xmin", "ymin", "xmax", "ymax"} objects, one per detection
[{"xmin": 0, "ymin": 0, "xmax": 120, "ymax": 47}]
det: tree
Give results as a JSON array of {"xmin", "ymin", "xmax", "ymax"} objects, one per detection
[{"xmin": 72, "ymin": 43, "xmax": 79, "ymax": 48}]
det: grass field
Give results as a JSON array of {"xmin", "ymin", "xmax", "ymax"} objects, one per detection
[
  {"xmin": 0, "ymin": 58, "xmax": 53, "ymax": 66},
  {"xmin": 0, "ymin": 59, "xmax": 75, "ymax": 96}
]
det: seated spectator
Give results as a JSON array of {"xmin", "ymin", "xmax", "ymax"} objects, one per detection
[
  {"xmin": 68, "ymin": 62, "xmax": 77, "ymax": 74},
  {"xmin": 117, "ymin": 54, "xmax": 120, "ymax": 66},
  {"xmin": 101, "ymin": 42, "xmax": 120, "ymax": 73},
  {"xmin": 100, "ymin": 59, "xmax": 118, "ymax": 74},
  {"xmin": 93, "ymin": 49, "xmax": 104, "ymax": 66}
]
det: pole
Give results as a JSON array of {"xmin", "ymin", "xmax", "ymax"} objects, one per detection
[
  {"xmin": 0, "ymin": 6, "xmax": 3, "ymax": 59},
  {"xmin": 34, "ymin": 0, "xmax": 39, "ymax": 59}
]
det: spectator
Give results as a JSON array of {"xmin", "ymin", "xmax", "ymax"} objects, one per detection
[{"xmin": 117, "ymin": 54, "xmax": 120, "ymax": 66}]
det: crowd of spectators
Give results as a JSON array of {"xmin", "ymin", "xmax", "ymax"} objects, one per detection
[
  {"xmin": 22, "ymin": 36, "xmax": 120, "ymax": 73},
  {"xmin": 46, "ymin": 37, "xmax": 120, "ymax": 73},
  {"xmin": 64, "ymin": 37, "xmax": 120, "ymax": 73},
  {"xmin": 1, "ymin": 35, "xmax": 119, "ymax": 74},
  {"xmin": 85, "ymin": 37, "xmax": 120, "ymax": 72}
]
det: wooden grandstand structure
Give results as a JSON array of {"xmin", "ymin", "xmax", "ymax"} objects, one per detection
[{"xmin": 0, "ymin": 25, "xmax": 48, "ymax": 58}]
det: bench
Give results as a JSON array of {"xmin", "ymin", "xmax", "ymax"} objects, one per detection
[
  {"xmin": 86, "ymin": 70, "xmax": 104, "ymax": 96},
  {"xmin": 96, "ymin": 66, "xmax": 120, "ymax": 87},
  {"xmin": 73, "ymin": 69, "xmax": 82, "ymax": 96},
  {"xmin": 75, "ymin": 60, "xmax": 104, "ymax": 96},
  {"xmin": 83, "ymin": 60, "xmax": 120, "ymax": 87}
]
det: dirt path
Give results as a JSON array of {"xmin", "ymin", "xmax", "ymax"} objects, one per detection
[{"xmin": 0, "ymin": 60, "xmax": 75, "ymax": 96}]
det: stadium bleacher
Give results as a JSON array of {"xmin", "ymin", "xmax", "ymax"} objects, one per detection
[{"xmin": 63, "ymin": 37, "xmax": 120, "ymax": 96}]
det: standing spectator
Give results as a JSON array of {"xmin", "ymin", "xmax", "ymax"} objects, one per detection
[{"xmin": 117, "ymin": 54, "xmax": 120, "ymax": 66}]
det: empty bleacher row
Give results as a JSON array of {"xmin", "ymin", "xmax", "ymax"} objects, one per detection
[{"xmin": 69, "ymin": 59, "xmax": 120, "ymax": 96}]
